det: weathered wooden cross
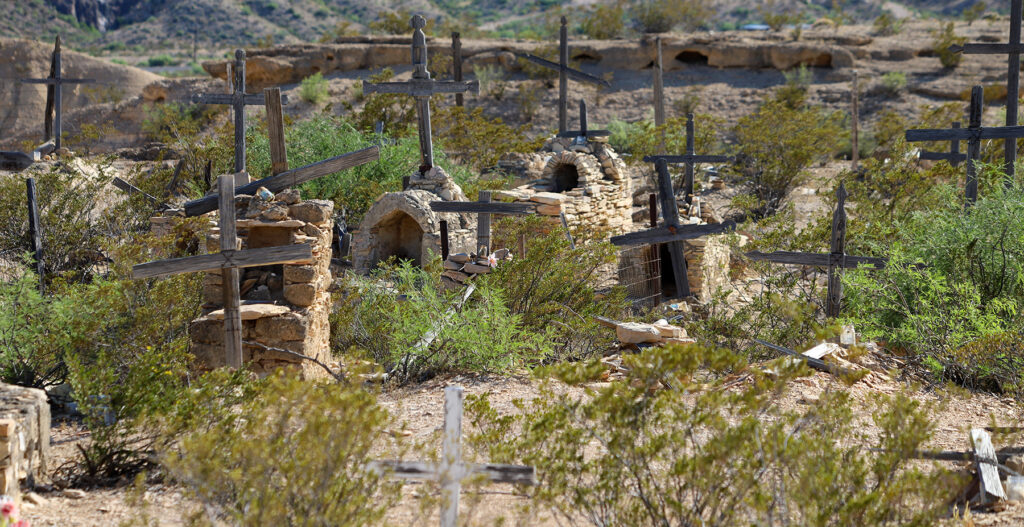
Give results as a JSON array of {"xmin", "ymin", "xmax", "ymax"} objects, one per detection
[
  {"xmin": 132, "ymin": 174, "xmax": 315, "ymax": 368},
  {"xmin": 516, "ymin": 16, "xmax": 611, "ymax": 134},
  {"xmin": 363, "ymin": 15, "xmax": 479, "ymax": 173},
  {"xmin": 653, "ymin": 36, "xmax": 666, "ymax": 129},
  {"xmin": 851, "ymin": 69, "xmax": 860, "ymax": 171},
  {"xmin": 644, "ymin": 113, "xmax": 733, "ymax": 206},
  {"xmin": 556, "ymin": 99, "xmax": 609, "ymax": 144},
  {"xmin": 950, "ymin": 0, "xmax": 1023, "ymax": 180},
  {"xmin": 918, "ymin": 121, "xmax": 966, "ymax": 167},
  {"xmin": 745, "ymin": 183, "xmax": 888, "ymax": 318},
  {"xmin": 430, "ymin": 191, "xmax": 536, "ymax": 255},
  {"xmin": 190, "ymin": 50, "xmax": 288, "ymax": 173},
  {"xmin": 370, "ymin": 386, "xmax": 536, "ymax": 527},
  {"xmin": 452, "ymin": 32, "xmax": 464, "ymax": 107},
  {"xmin": 26, "ymin": 178, "xmax": 44, "ymax": 291},
  {"xmin": 20, "ymin": 36, "xmax": 95, "ymax": 150},
  {"xmin": 906, "ymin": 85, "xmax": 1024, "ymax": 207}
]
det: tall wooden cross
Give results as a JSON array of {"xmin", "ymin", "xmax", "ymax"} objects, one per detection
[
  {"xmin": 370, "ymin": 386, "xmax": 536, "ymax": 527},
  {"xmin": 555, "ymin": 99, "xmax": 610, "ymax": 144},
  {"xmin": 452, "ymin": 32, "xmax": 464, "ymax": 107},
  {"xmin": 190, "ymin": 50, "xmax": 287, "ymax": 173},
  {"xmin": 906, "ymin": 85, "xmax": 1024, "ymax": 207},
  {"xmin": 430, "ymin": 191, "xmax": 536, "ymax": 254},
  {"xmin": 20, "ymin": 36, "xmax": 95, "ymax": 150},
  {"xmin": 363, "ymin": 15, "xmax": 479, "ymax": 173},
  {"xmin": 644, "ymin": 113, "xmax": 733, "ymax": 206},
  {"xmin": 918, "ymin": 121, "xmax": 966, "ymax": 167},
  {"xmin": 745, "ymin": 183, "xmax": 888, "ymax": 318},
  {"xmin": 950, "ymin": 0, "xmax": 1023, "ymax": 180},
  {"xmin": 516, "ymin": 17, "xmax": 611, "ymax": 134},
  {"xmin": 132, "ymin": 174, "xmax": 315, "ymax": 368},
  {"xmin": 653, "ymin": 36, "xmax": 666, "ymax": 129}
]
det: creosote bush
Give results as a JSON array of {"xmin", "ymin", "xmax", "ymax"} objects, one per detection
[
  {"xmin": 932, "ymin": 22, "xmax": 967, "ymax": 68},
  {"xmin": 467, "ymin": 343, "xmax": 958, "ymax": 526},
  {"xmin": 299, "ymin": 72, "xmax": 330, "ymax": 104}
]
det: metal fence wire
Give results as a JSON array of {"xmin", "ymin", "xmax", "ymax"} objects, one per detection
[{"xmin": 617, "ymin": 244, "xmax": 662, "ymax": 309}]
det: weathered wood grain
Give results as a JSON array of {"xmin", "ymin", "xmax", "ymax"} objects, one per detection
[
  {"xmin": 610, "ymin": 221, "xmax": 737, "ymax": 246},
  {"xmin": 131, "ymin": 244, "xmax": 313, "ymax": 279},
  {"xmin": 26, "ymin": 178, "xmax": 44, "ymax": 290},
  {"xmin": 971, "ymin": 428, "xmax": 1008, "ymax": 504},
  {"xmin": 218, "ymin": 175, "xmax": 243, "ymax": 369},
  {"xmin": 655, "ymin": 159, "xmax": 690, "ymax": 298},
  {"xmin": 265, "ymin": 87, "xmax": 288, "ymax": 175},
  {"xmin": 429, "ymin": 201, "xmax": 536, "ymax": 214}
]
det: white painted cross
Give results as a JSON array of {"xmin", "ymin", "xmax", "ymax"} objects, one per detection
[{"xmin": 371, "ymin": 386, "xmax": 536, "ymax": 527}]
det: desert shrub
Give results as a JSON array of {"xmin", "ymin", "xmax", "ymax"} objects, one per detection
[
  {"xmin": 487, "ymin": 216, "xmax": 627, "ymax": 362},
  {"xmin": 141, "ymin": 101, "xmax": 220, "ymax": 144},
  {"xmin": 369, "ymin": 9, "xmax": 432, "ymax": 35},
  {"xmin": 473, "ymin": 64, "xmax": 507, "ymax": 100},
  {"xmin": 872, "ymin": 11, "xmax": 904, "ymax": 35},
  {"xmin": 155, "ymin": 371, "xmax": 402, "ymax": 525},
  {"xmin": 672, "ymin": 86, "xmax": 703, "ymax": 116},
  {"xmin": 468, "ymin": 343, "xmax": 956, "ymax": 526},
  {"xmin": 777, "ymin": 64, "xmax": 814, "ymax": 108},
  {"xmin": 581, "ymin": 1, "xmax": 626, "ymax": 39},
  {"xmin": 844, "ymin": 184, "xmax": 1024, "ymax": 387},
  {"xmin": 318, "ymin": 20, "xmax": 361, "ymax": 42},
  {"xmin": 932, "ymin": 22, "xmax": 967, "ymax": 68},
  {"xmin": 622, "ymin": 113, "xmax": 724, "ymax": 164},
  {"xmin": 433, "ymin": 106, "xmax": 545, "ymax": 172},
  {"xmin": 632, "ymin": 0, "xmax": 712, "ymax": 33},
  {"xmin": 332, "ymin": 261, "xmax": 541, "ymax": 382},
  {"xmin": 760, "ymin": 0, "xmax": 800, "ymax": 31},
  {"xmin": 349, "ymin": 68, "xmax": 417, "ymax": 135},
  {"xmin": 516, "ymin": 81, "xmax": 543, "ymax": 122},
  {"xmin": 962, "ymin": 1, "xmax": 986, "ymax": 25},
  {"xmin": 949, "ymin": 332, "xmax": 1024, "ymax": 395},
  {"xmin": 732, "ymin": 93, "xmax": 845, "ymax": 217},
  {"xmin": 143, "ymin": 54, "xmax": 178, "ymax": 67},
  {"xmin": 881, "ymin": 71, "xmax": 907, "ymax": 96},
  {"xmin": 825, "ymin": 0, "xmax": 848, "ymax": 32},
  {"xmin": 299, "ymin": 72, "xmax": 330, "ymax": 104},
  {"xmin": 0, "ymin": 271, "xmax": 76, "ymax": 389}
]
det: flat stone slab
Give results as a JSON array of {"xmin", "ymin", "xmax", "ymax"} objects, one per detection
[{"xmin": 203, "ymin": 303, "xmax": 291, "ymax": 321}]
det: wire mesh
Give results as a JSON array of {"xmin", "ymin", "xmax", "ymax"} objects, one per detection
[{"xmin": 617, "ymin": 244, "xmax": 662, "ymax": 309}]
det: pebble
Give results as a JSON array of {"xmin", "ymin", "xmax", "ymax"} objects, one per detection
[{"xmin": 61, "ymin": 489, "xmax": 87, "ymax": 500}]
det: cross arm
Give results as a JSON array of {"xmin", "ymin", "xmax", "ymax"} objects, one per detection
[
  {"xmin": 919, "ymin": 150, "xmax": 967, "ymax": 162},
  {"xmin": 949, "ymin": 43, "xmax": 1024, "ymax": 54},
  {"xmin": 184, "ymin": 146, "xmax": 380, "ymax": 216},
  {"xmin": 514, "ymin": 53, "xmax": 611, "ymax": 87},
  {"xmin": 745, "ymin": 250, "xmax": 887, "ymax": 269},
  {"xmin": 132, "ymin": 244, "xmax": 313, "ymax": 279},
  {"xmin": 610, "ymin": 221, "xmax": 737, "ymax": 247},
  {"xmin": 430, "ymin": 201, "xmax": 537, "ymax": 215},
  {"xmin": 21, "ymin": 77, "xmax": 96, "ymax": 84},
  {"xmin": 368, "ymin": 460, "xmax": 537, "ymax": 485},
  {"xmin": 906, "ymin": 125, "xmax": 1024, "ymax": 142},
  {"xmin": 363, "ymin": 79, "xmax": 480, "ymax": 97},
  {"xmin": 754, "ymin": 339, "xmax": 860, "ymax": 378},
  {"xmin": 190, "ymin": 93, "xmax": 271, "ymax": 106},
  {"xmin": 643, "ymin": 154, "xmax": 734, "ymax": 164},
  {"xmin": 556, "ymin": 129, "xmax": 611, "ymax": 138}
]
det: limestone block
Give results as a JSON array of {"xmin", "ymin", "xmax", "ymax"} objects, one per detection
[
  {"xmin": 284, "ymin": 265, "xmax": 317, "ymax": 284},
  {"xmin": 255, "ymin": 314, "xmax": 308, "ymax": 341},
  {"xmin": 277, "ymin": 189, "xmax": 301, "ymax": 205},
  {"xmin": 202, "ymin": 304, "xmax": 291, "ymax": 320},
  {"xmin": 191, "ymin": 317, "xmax": 224, "ymax": 344},
  {"xmin": 289, "ymin": 200, "xmax": 334, "ymax": 224},
  {"xmin": 285, "ymin": 283, "xmax": 317, "ymax": 307},
  {"xmin": 0, "ymin": 383, "xmax": 50, "ymax": 494},
  {"xmin": 531, "ymin": 192, "xmax": 565, "ymax": 205},
  {"xmin": 615, "ymin": 322, "xmax": 663, "ymax": 344}
]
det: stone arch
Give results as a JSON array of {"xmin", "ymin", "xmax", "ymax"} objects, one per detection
[
  {"xmin": 354, "ymin": 190, "xmax": 442, "ymax": 272},
  {"xmin": 371, "ymin": 210, "xmax": 424, "ymax": 267}
]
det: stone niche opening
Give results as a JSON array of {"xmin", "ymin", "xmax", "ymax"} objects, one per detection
[
  {"xmin": 371, "ymin": 209, "xmax": 425, "ymax": 268},
  {"xmin": 676, "ymin": 50, "xmax": 709, "ymax": 64},
  {"xmin": 552, "ymin": 162, "xmax": 580, "ymax": 193}
]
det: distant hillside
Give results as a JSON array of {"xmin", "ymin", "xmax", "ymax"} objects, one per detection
[{"xmin": 0, "ymin": 0, "xmax": 995, "ymax": 55}]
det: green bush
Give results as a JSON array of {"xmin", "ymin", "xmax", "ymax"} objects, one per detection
[
  {"xmin": 632, "ymin": 0, "xmax": 712, "ymax": 32},
  {"xmin": 468, "ymin": 343, "xmax": 958, "ymax": 526},
  {"xmin": 143, "ymin": 54, "xmax": 178, "ymax": 67},
  {"xmin": 0, "ymin": 271, "xmax": 76, "ymax": 389},
  {"xmin": 881, "ymin": 71, "xmax": 907, "ymax": 96},
  {"xmin": 932, "ymin": 22, "xmax": 967, "ymax": 68},
  {"xmin": 581, "ymin": 1, "xmax": 626, "ymax": 39},
  {"xmin": 872, "ymin": 11, "xmax": 904, "ymax": 35},
  {"xmin": 962, "ymin": 1, "xmax": 986, "ymax": 25},
  {"xmin": 299, "ymin": 72, "xmax": 330, "ymax": 104}
]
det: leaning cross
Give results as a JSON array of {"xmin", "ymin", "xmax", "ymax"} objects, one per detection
[
  {"xmin": 517, "ymin": 16, "xmax": 611, "ymax": 134},
  {"xmin": 430, "ymin": 191, "xmax": 537, "ymax": 255},
  {"xmin": 132, "ymin": 174, "xmax": 314, "ymax": 368},
  {"xmin": 556, "ymin": 99, "xmax": 609, "ymax": 144},
  {"xmin": 949, "ymin": 0, "xmax": 1023, "ymax": 180},
  {"xmin": 644, "ymin": 113, "xmax": 733, "ymax": 206},
  {"xmin": 906, "ymin": 85, "xmax": 1024, "ymax": 207},
  {"xmin": 20, "ymin": 36, "xmax": 95, "ymax": 150},
  {"xmin": 745, "ymin": 183, "xmax": 888, "ymax": 318},
  {"xmin": 190, "ymin": 50, "xmax": 288, "ymax": 173},
  {"xmin": 918, "ymin": 121, "xmax": 966, "ymax": 167},
  {"xmin": 370, "ymin": 386, "xmax": 536, "ymax": 527},
  {"xmin": 363, "ymin": 15, "xmax": 479, "ymax": 173}
]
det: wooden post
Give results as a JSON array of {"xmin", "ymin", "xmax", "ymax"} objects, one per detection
[
  {"xmin": 218, "ymin": 175, "xmax": 243, "ymax": 369},
  {"xmin": 518, "ymin": 233, "xmax": 526, "ymax": 259},
  {"xmin": 851, "ymin": 70, "xmax": 859, "ymax": 171},
  {"xmin": 264, "ymin": 87, "xmax": 288, "ymax": 175},
  {"xmin": 477, "ymin": 191, "xmax": 491, "ymax": 254},
  {"xmin": 684, "ymin": 113, "xmax": 696, "ymax": 206},
  {"xmin": 25, "ymin": 178, "xmax": 44, "ymax": 291},
  {"xmin": 558, "ymin": 16, "xmax": 569, "ymax": 134},
  {"xmin": 439, "ymin": 386, "xmax": 464, "ymax": 527},
  {"xmin": 971, "ymin": 428, "xmax": 1008, "ymax": 504},
  {"xmin": 452, "ymin": 32, "xmax": 464, "ymax": 107},
  {"xmin": 53, "ymin": 40, "xmax": 62, "ymax": 150},
  {"xmin": 825, "ymin": 183, "xmax": 848, "ymax": 318},
  {"xmin": 232, "ymin": 51, "xmax": 247, "ymax": 173},
  {"xmin": 1007, "ymin": 0, "xmax": 1022, "ymax": 183},
  {"xmin": 967, "ymin": 85, "xmax": 983, "ymax": 207},
  {"xmin": 440, "ymin": 220, "xmax": 449, "ymax": 261},
  {"xmin": 655, "ymin": 159, "xmax": 690, "ymax": 298},
  {"xmin": 44, "ymin": 37, "xmax": 57, "ymax": 143},
  {"xmin": 559, "ymin": 212, "xmax": 576, "ymax": 250},
  {"xmin": 653, "ymin": 37, "xmax": 665, "ymax": 129}
]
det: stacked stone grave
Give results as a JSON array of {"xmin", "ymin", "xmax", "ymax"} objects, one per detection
[
  {"xmin": 440, "ymin": 248, "xmax": 512, "ymax": 289},
  {"xmin": 190, "ymin": 188, "xmax": 334, "ymax": 378},
  {"xmin": 0, "ymin": 384, "xmax": 50, "ymax": 498}
]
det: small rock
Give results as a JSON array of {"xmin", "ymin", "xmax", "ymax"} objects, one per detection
[
  {"xmin": 277, "ymin": 188, "xmax": 301, "ymax": 205},
  {"xmin": 24, "ymin": 492, "xmax": 47, "ymax": 505},
  {"xmin": 61, "ymin": 489, "xmax": 86, "ymax": 499}
]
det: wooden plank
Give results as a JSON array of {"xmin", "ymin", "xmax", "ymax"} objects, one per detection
[
  {"xmin": 905, "ymin": 124, "xmax": 1024, "ymax": 142},
  {"xmin": 653, "ymin": 37, "xmax": 665, "ymax": 128},
  {"xmin": 477, "ymin": 191, "xmax": 491, "ymax": 254},
  {"xmin": 643, "ymin": 154, "xmax": 733, "ymax": 164},
  {"xmin": 369, "ymin": 460, "xmax": 536, "ymax": 485},
  {"xmin": 971, "ymin": 428, "xmax": 1007, "ymax": 503},
  {"xmin": 362, "ymin": 79, "xmax": 479, "ymax": 97},
  {"xmin": 1006, "ymin": 0, "xmax": 1022, "ymax": 181},
  {"xmin": 440, "ymin": 386, "xmax": 464, "ymax": 527},
  {"xmin": 131, "ymin": 244, "xmax": 312, "ymax": 279},
  {"xmin": 218, "ymin": 175, "xmax": 243, "ymax": 369},
  {"xmin": 685, "ymin": 113, "xmax": 696, "ymax": 205},
  {"xmin": 231, "ymin": 51, "xmax": 247, "ymax": 173},
  {"xmin": 851, "ymin": 70, "xmax": 859, "ymax": 171},
  {"xmin": 754, "ymin": 339, "xmax": 859, "ymax": 378},
  {"xmin": 559, "ymin": 16, "xmax": 569, "ymax": 134},
  {"xmin": 440, "ymin": 220, "xmax": 449, "ymax": 261},
  {"xmin": 952, "ymin": 42, "xmax": 1024, "ymax": 54},
  {"xmin": 655, "ymin": 159, "xmax": 690, "ymax": 298},
  {"xmin": 112, "ymin": 177, "xmax": 160, "ymax": 205},
  {"xmin": 609, "ymin": 221, "xmax": 737, "ymax": 247},
  {"xmin": 44, "ymin": 36, "xmax": 57, "ymax": 142},
  {"xmin": 264, "ymin": 87, "xmax": 288, "ymax": 175},
  {"xmin": 966, "ymin": 86, "xmax": 982, "ymax": 206},
  {"xmin": 189, "ymin": 92, "xmax": 266, "ymax": 106},
  {"xmin": 0, "ymin": 151, "xmax": 34, "ymax": 171},
  {"xmin": 429, "ymin": 201, "xmax": 536, "ymax": 215},
  {"xmin": 825, "ymin": 183, "xmax": 848, "ymax": 318},
  {"xmin": 560, "ymin": 211, "xmax": 575, "ymax": 250},
  {"xmin": 514, "ymin": 53, "xmax": 611, "ymax": 88},
  {"xmin": 184, "ymin": 146, "xmax": 380, "ymax": 216},
  {"xmin": 26, "ymin": 178, "xmax": 44, "ymax": 290},
  {"xmin": 452, "ymin": 32, "xmax": 464, "ymax": 107}
]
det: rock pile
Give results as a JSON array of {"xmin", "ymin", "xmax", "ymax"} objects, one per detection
[{"xmin": 441, "ymin": 248, "xmax": 512, "ymax": 289}]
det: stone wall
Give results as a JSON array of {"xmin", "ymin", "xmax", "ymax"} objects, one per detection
[
  {"xmin": 189, "ymin": 188, "xmax": 334, "ymax": 378},
  {"xmin": 0, "ymin": 384, "xmax": 49, "ymax": 497},
  {"xmin": 683, "ymin": 235, "xmax": 732, "ymax": 304}
]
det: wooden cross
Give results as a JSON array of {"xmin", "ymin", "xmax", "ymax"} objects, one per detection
[
  {"xmin": 132, "ymin": 175, "xmax": 315, "ymax": 368},
  {"xmin": 452, "ymin": 32, "xmax": 464, "ymax": 107},
  {"xmin": 183, "ymin": 146, "xmax": 380, "ymax": 217},
  {"xmin": 918, "ymin": 121, "xmax": 966, "ymax": 167},
  {"xmin": 950, "ymin": 0, "xmax": 1023, "ymax": 180},
  {"xmin": 745, "ymin": 183, "xmax": 888, "ymax": 318},
  {"xmin": 20, "ymin": 36, "xmax": 95, "ymax": 150},
  {"xmin": 555, "ymin": 99, "xmax": 610, "ymax": 144},
  {"xmin": 363, "ymin": 15, "xmax": 479, "ymax": 173},
  {"xmin": 653, "ymin": 36, "xmax": 666, "ymax": 129},
  {"xmin": 644, "ymin": 113, "xmax": 733, "ymax": 206},
  {"xmin": 190, "ymin": 50, "xmax": 288, "ymax": 173},
  {"xmin": 264, "ymin": 87, "xmax": 288, "ymax": 176},
  {"xmin": 25, "ymin": 178, "xmax": 44, "ymax": 291},
  {"xmin": 430, "ymin": 191, "xmax": 536, "ymax": 254},
  {"xmin": 516, "ymin": 16, "xmax": 611, "ymax": 134},
  {"xmin": 906, "ymin": 85, "xmax": 1024, "ymax": 207},
  {"xmin": 370, "ymin": 386, "xmax": 536, "ymax": 527}
]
